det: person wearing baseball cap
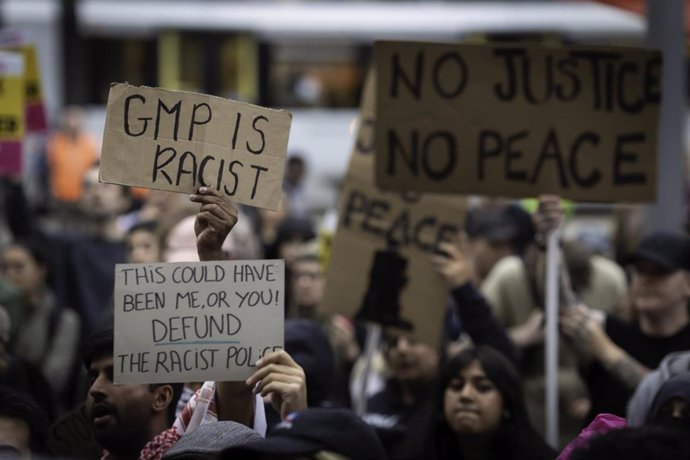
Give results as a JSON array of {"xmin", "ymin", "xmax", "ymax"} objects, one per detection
[
  {"xmin": 560, "ymin": 230, "xmax": 690, "ymax": 425},
  {"xmin": 627, "ymin": 231, "xmax": 690, "ymax": 273},
  {"xmin": 219, "ymin": 408, "xmax": 387, "ymax": 460}
]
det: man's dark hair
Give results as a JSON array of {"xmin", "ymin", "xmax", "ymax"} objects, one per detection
[
  {"xmin": 0, "ymin": 386, "xmax": 49, "ymax": 453},
  {"xmin": 82, "ymin": 329, "xmax": 183, "ymax": 425},
  {"xmin": 126, "ymin": 220, "xmax": 159, "ymax": 237},
  {"xmin": 3, "ymin": 237, "xmax": 56, "ymax": 290},
  {"xmin": 287, "ymin": 155, "xmax": 305, "ymax": 167},
  {"xmin": 82, "ymin": 328, "xmax": 114, "ymax": 371},
  {"xmin": 293, "ymin": 252, "xmax": 320, "ymax": 266},
  {"xmin": 464, "ymin": 205, "xmax": 536, "ymax": 257}
]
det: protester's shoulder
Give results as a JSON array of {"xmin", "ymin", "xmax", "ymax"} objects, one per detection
[
  {"xmin": 488, "ymin": 255, "xmax": 525, "ymax": 277},
  {"xmin": 590, "ymin": 255, "xmax": 627, "ymax": 288},
  {"xmin": 582, "ymin": 255, "xmax": 627, "ymax": 312},
  {"xmin": 59, "ymin": 308, "xmax": 81, "ymax": 330},
  {"xmin": 480, "ymin": 255, "xmax": 524, "ymax": 294},
  {"xmin": 480, "ymin": 255, "xmax": 529, "ymax": 310},
  {"xmin": 42, "ymin": 229, "xmax": 77, "ymax": 248},
  {"xmin": 662, "ymin": 350, "xmax": 690, "ymax": 374}
]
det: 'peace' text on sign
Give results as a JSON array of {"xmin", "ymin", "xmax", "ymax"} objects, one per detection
[
  {"xmin": 375, "ymin": 41, "xmax": 661, "ymax": 202},
  {"xmin": 322, "ymin": 72, "xmax": 466, "ymax": 347}
]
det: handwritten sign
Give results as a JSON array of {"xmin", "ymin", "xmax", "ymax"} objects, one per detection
[
  {"xmin": 322, "ymin": 73, "xmax": 466, "ymax": 346},
  {"xmin": 100, "ymin": 83, "xmax": 292, "ymax": 210},
  {"xmin": 114, "ymin": 260, "xmax": 284, "ymax": 384},
  {"xmin": 0, "ymin": 51, "xmax": 24, "ymax": 175},
  {"xmin": 375, "ymin": 41, "xmax": 661, "ymax": 203}
]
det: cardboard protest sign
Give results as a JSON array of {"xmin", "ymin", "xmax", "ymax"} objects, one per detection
[
  {"xmin": 375, "ymin": 41, "xmax": 661, "ymax": 203},
  {"xmin": 100, "ymin": 83, "xmax": 291, "ymax": 210},
  {"xmin": 0, "ymin": 51, "xmax": 24, "ymax": 175},
  {"xmin": 114, "ymin": 260, "xmax": 284, "ymax": 384},
  {"xmin": 322, "ymin": 73, "xmax": 466, "ymax": 346},
  {"xmin": 48, "ymin": 404, "xmax": 101, "ymax": 460},
  {"xmin": 0, "ymin": 30, "xmax": 47, "ymax": 132}
]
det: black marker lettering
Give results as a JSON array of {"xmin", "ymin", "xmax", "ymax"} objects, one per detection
[
  {"xmin": 124, "ymin": 94, "xmax": 150, "ymax": 136},
  {"xmin": 432, "ymin": 52, "xmax": 468, "ymax": 98},
  {"xmin": 614, "ymin": 132, "xmax": 647, "ymax": 185},
  {"xmin": 391, "ymin": 51, "xmax": 423, "ymax": 99},
  {"xmin": 569, "ymin": 132, "xmax": 602, "ymax": 188},
  {"xmin": 246, "ymin": 115, "xmax": 267, "ymax": 154},
  {"xmin": 152, "ymin": 145, "xmax": 176, "ymax": 184},
  {"xmin": 188, "ymin": 103, "xmax": 212, "ymax": 140},
  {"xmin": 250, "ymin": 165, "xmax": 268, "ymax": 199},
  {"xmin": 154, "ymin": 99, "xmax": 182, "ymax": 141}
]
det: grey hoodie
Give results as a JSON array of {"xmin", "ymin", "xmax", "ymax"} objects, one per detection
[{"xmin": 626, "ymin": 350, "xmax": 690, "ymax": 427}]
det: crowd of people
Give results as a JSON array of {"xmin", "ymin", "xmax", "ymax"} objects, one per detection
[{"xmin": 0, "ymin": 107, "xmax": 689, "ymax": 459}]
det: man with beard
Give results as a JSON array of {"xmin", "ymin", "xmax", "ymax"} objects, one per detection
[
  {"xmin": 83, "ymin": 186, "xmax": 307, "ymax": 459},
  {"xmin": 84, "ymin": 329, "xmax": 308, "ymax": 460},
  {"xmin": 83, "ymin": 328, "xmax": 183, "ymax": 460}
]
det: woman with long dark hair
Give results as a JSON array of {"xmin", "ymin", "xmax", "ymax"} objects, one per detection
[
  {"xmin": 1, "ymin": 238, "xmax": 81, "ymax": 411},
  {"xmin": 413, "ymin": 346, "xmax": 555, "ymax": 460}
]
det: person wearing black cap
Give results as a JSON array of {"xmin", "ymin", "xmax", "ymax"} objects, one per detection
[
  {"xmin": 560, "ymin": 230, "xmax": 690, "ymax": 425},
  {"xmin": 219, "ymin": 408, "xmax": 388, "ymax": 460}
]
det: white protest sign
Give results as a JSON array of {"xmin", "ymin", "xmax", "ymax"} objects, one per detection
[
  {"xmin": 100, "ymin": 83, "xmax": 292, "ymax": 210},
  {"xmin": 114, "ymin": 260, "xmax": 284, "ymax": 384}
]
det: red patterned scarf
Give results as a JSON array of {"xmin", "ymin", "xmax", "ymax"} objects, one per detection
[{"xmin": 100, "ymin": 427, "xmax": 181, "ymax": 460}]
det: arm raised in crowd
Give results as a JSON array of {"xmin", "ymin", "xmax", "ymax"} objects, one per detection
[
  {"xmin": 190, "ymin": 187, "xmax": 254, "ymax": 425},
  {"xmin": 190, "ymin": 186, "xmax": 238, "ymax": 262},
  {"xmin": 560, "ymin": 304, "xmax": 649, "ymax": 390},
  {"xmin": 190, "ymin": 187, "xmax": 307, "ymax": 425},
  {"xmin": 432, "ymin": 237, "xmax": 519, "ymax": 366}
]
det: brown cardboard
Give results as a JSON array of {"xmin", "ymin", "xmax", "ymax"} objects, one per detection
[
  {"xmin": 374, "ymin": 41, "xmax": 661, "ymax": 203},
  {"xmin": 100, "ymin": 83, "xmax": 291, "ymax": 210},
  {"xmin": 322, "ymin": 73, "xmax": 466, "ymax": 346}
]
